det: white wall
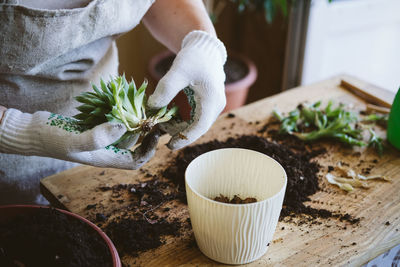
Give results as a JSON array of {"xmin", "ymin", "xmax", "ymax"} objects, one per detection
[{"xmin": 302, "ymin": 0, "xmax": 400, "ymax": 92}]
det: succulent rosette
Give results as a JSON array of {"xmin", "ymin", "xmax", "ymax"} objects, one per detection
[{"xmin": 74, "ymin": 75, "xmax": 178, "ymax": 147}]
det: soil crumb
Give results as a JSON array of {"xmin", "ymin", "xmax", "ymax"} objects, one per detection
[{"xmin": 213, "ymin": 194, "xmax": 257, "ymax": 204}]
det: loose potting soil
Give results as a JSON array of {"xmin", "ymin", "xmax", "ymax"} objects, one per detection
[
  {"xmin": 105, "ymin": 217, "xmax": 180, "ymax": 257},
  {"xmin": 100, "ymin": 134, "xmax": 359, "ymax": 258},
  {"xmin": 163, "ymin": 135, "xmax": 358, "ymax": 223},
  {"xmin": 214, "ymin": 194, "xmax": 258, "ymax": 204},
  {"xmin": 0, "ymin": 208, "xmax": 112, "ymax": 267},
  {"xmin": 101, "ymin": 179, "xmax": 183, "ymax": 257}
]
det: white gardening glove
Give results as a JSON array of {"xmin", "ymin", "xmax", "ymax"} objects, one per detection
[
  {"xmin": 148, "ymin": 30, "xmax": 227, "ymax": 150},
  {"xmin": 0, "ymin": 109, "xmax": 159, "ymax": 169}
]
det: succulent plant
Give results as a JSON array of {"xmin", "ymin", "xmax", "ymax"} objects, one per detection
[{"xmin": 74, "ymin": 75, "xmax": 178, "ymax": 146}]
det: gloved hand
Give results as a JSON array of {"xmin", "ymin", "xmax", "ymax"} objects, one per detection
[
  {"xmin": 148, "ymin": 30, "xmax": 227, "ymax": 150},
  {"xmin": 0, "ymin": 109, "xmax": 159, "ymax": 169}
]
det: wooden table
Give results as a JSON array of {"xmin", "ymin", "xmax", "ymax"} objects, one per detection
[{"xmin": 41, "ymin": 75, "xmax": 400, "ymax": 266}]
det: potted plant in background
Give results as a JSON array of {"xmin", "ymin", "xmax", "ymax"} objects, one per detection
[
  {"xmin": 148, "ymin": 49, "xmax": 257, "ymax": 120},
  {"xmin": 148, "ymin": 0, "xmax": 289, "ymax": 119}
]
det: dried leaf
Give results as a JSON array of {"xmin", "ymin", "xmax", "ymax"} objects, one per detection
[
  {"xmin": 333, "ymin": 177, "xmax": 369, "ymax": 189},
  {"xmin": 326, "ymin": 173, "xmax": 354, "ymax": 192},
  {"xmin": 358, "ymin": 174, "xmax": 390, "ymax": 181}
]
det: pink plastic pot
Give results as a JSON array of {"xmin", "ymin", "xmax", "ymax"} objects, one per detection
[
  {"xmin": 0, "ymin": 205, "xmax": 121, "ymax": 267},
  {"xmin": 148, "ymin": 50, "xmax": 257, "ymax": 120}
]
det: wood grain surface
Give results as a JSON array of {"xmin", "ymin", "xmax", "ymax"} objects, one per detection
[{"xmin": 40, "ymin": 75, "xmax": 400, "ymax": 266}]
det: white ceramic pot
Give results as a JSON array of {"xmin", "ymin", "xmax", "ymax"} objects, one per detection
[{"xmin": 185, "ymin": 148, "xmax": 287, "ymax": 264}]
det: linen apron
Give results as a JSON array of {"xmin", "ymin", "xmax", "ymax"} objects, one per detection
[{"xmin": 0, "ymin": 0, "xmax": 155, "ymax": 203}]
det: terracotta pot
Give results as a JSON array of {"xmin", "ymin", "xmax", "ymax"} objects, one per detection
[
  {"xmin": 148, "ymin": 50, "xmax": 257, "ymax": 120},
  {"xmin": 0, "ymin": 205, "xmax": 121, "ymax": 267}
]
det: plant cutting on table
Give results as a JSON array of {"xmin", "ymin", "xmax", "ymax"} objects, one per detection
[
  {"xmin": 273, "ymin": 100, "xmax": 390, "ymax": 192},
  {"xmin": 273, "ymin": 101, "xmax": 387, "ymax": 153}
]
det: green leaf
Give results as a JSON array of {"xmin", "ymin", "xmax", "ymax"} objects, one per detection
[
  {"xmin": 99, "ymin": 79, "xmax": 114, "ymax": 104},
  {"xmin": 137, "ymin": 80, "xmax": 148, "ymax": 93},
  {"xmin": 363, "ymin": 113, "xmax": 389, "ymax": 128},
  {"xmin": 368, "ymin": 128, "xmax": 384, "ymax": 156},
  {"xmin": 75, "ymin": 94, "xmax": 108, "ymax": 108},
  {"xmin": 73, "ymin": 113, "xmax": 89, "ymax": 120},
  {"xmin": 156, "ymin": 106, "xmax": 167, "ymax": 118},
  {"xmin": 76, "ymin": 104, "xmax": 96, "ymax": 113},
  {"xmin": 85, "ymin": 92, "xmax": 102, "ymax": 99},
  {"xmin": 141, "ymin": 94, "xmax": 147, "ymax": 120},
  {"xmin": 111, "ymin": 106, "xmax": 121, "ymax": 119},
  {"xmin": 272, "ymin": 109, "xmax": 283, "ymax": 121},
  {"xmin": 88, "ymin": 98, "xmax": 108, "ymax": 108},
  {"xmin": 92, "ymin": 84, "xmax": 103, "ymax": 97},
  {"xmin": 90, "ymin": 107, "xmax": 105, "ymax": 117},
  {"xmin": 315, "ymin": 112, "xmax": 323, "ymax": 129},
  {"xmin": 122, "ymin": 90, "xmax": 135, "ymax": 115},
  {"xmin": 105, "ymin": 113, "xmax": 123, "ymax": 124},
  {"xmin": 121, "ymin": 74, "xmax": 129, "ymax": 94},
  {"xmin": 279, "ymin": 108, "xmax": 299, "ymax": 133},
  {"xmin": 333, "ymin": 133, "xmax": 366, "ymax": 147},
  {"xmin": 300, "ymin": 106, "xmax": 316, "ymax": 124},
  {"xmin": 75, "ymin": 95, "xmax": 94, "ymax": 105},
  {"xmin": 100, "ymin": 79, "xmax": 109, "ymax": 93},
  {"xmin": 312, "ymin": 101, "xmax": 322, "ymax": 108},
  {"xmin": 124, "ymin": 114, "xmax": 140, "ymax": 128},
  {"xmin": 78, "ymin": 116, "xmax": 105, "ymax": 127},
  {"xmin": 127, "ymin": 82, "xmax": 137, "ymax": 115},
  {"xmin": 325, "ymin": 100, "xmax": 333, "ymax": 114},
  {"xmin": 133, "ymin": 81, "xmax": 147, "ymax": 118},
  {"xmin": 321, "ymin": 114, "xmax": 328, "ymax": 128},
  {"xmin": 164, "ymin": 106, "xmax": 178, "ymax": 117},
  {"xmin": 110, "ymin": 80, "xmax": 118, "ymax": 96}
]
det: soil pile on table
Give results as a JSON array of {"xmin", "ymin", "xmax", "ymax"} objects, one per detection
[
  {"xmin": 99, "ymin": 134, "xmax": 358, "ymax": 258},
  {"xmin": 0, "ymin": 208, "xmax": 112, "ymax": 267},
  {"xmin": 102, "ymin": 179, "xmax": 182, "ymax": 257},
  {"xmin": 105, "ymin": 216, "xmax": 181, "ymax": 257},
  {"xmin": 163, "ymin": 135, "xmax": 358, "ymax": 223}
]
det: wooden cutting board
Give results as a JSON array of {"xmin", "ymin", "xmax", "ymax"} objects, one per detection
[{"xmin": 40, "ymin": 75, "xmax": 400, "ymax": 266}]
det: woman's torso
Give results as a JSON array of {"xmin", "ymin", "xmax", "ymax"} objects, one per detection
[{"xmin": 0, "ymin": 0, "xmax": 154, "ymax": 203}]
